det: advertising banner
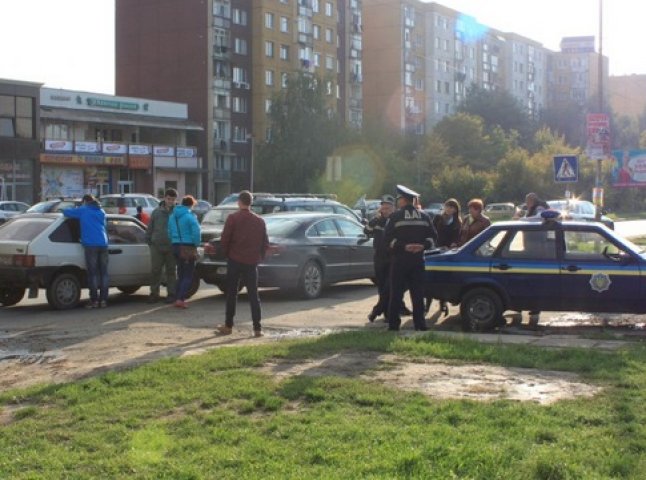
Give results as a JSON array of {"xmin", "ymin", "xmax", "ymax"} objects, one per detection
[
  {"xmin": 586, "ymin": 113, "xmax": 610, "ymax": 160},
  {"xmin": 75, "ymin": 141, "xmax": 101, "ymax": 154},
  {"xmin": 153, "ymin": 145, "xmax": 175, "ymax": 157},
  {"xmin": 41, "ymin": 167, "xmax": 84, "ymax": 198},
  {"xmin": 176, "ymin": 147, "xmax": 196, "ymax": 158},
  {"xmin": 44, "ymin": 140, "xmax": 73, "ymax": 152},
  {"xmin": 102, "ymin": 143, "xmax": 127, "ymax": 155},
  {"xmin": 611, "ymin": 150, "xmax": 646, "ymax": 188},
  {"xmin": 128, "ymin": 144, "xmax": 151, "ymax": 155}
]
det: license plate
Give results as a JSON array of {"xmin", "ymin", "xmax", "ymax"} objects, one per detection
[{"xmin": 216, "ymin": 266, "xmax": 227, "ymax": 274}]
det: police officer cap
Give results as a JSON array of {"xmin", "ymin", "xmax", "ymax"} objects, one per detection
[
  {"xmin": 396, "ymin": 184, "xmax": 419, "ymax": 200},
  {"xmin": 381, "ymin": 194, "xmax": 395, "ymax": 205}
]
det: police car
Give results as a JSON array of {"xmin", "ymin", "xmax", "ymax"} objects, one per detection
[{"xmin": 424, "ymin": 212, "xmax": 645, "ymax": 331}]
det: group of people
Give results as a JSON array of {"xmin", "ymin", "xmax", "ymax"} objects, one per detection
[
  {"xmin": 364, "ymin": 187, "xmax": 548, "ymax": 331},
  {"xmin": 64, "ymin": 189, "xmax": 268, "ymax": 336}
]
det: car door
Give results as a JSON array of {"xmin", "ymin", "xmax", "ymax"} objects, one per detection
[
  {"xmin": 106, "ymin": 218, "xmax": 151, "ymax": 285},
  {"xmin": 489, "ymin": 227, "xmax": 562, "ymax": 312},
  {"xmin": 560, "ymin": 226, "xmax": 641, "ymax": 311},
  {"xmin": 334, "ymin": 217, "xmax": 373, "ymax": 278},
  {"xmin": 306, "ymin": 218, "xmax": 349, "ymax": 282}
]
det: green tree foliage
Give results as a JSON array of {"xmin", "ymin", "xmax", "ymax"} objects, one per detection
[
  {"xmin": 255, "ymin": 73, "xmax": 348, "ymax": 192},
  {"xmin": 433, "ymin": 113, "xmax": 511, "ymax": 171},
  {"xmin": 540, "ymin": 101, "xmax": 586, "ymax": 148},
  {"xmin": 458, "ymin": 85, "xmax": 536, "ymax": 148},
  {"xmin": 430, "ymin": 165, "xmax": 493, "ymax": 207},
  {"xmin": 612, "ymin": 115, "xmax": 640, "ymax": 150}
]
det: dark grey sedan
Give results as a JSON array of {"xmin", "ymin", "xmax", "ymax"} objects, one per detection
[{"xmin": 196, "ymin": 212, "xmax": 374, "ymax": 298}]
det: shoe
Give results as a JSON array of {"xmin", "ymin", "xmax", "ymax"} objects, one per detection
[
  {"xmin": 216, "ymin": 325, "xmax": 233, "ymax": 335},
  {"xmin": 400, "ymin": 306, "xmax": 413, "ymax": 316},
  {"xmin": 99, "ymin": 301, "xmax": 108, "ymax": 308},
  {"xmin": 367, "ymin": 312, "xmax": 377, "ymax": 323},
  {"xmin": 85, "ymin": 301, "xmax": 99, "ymax": 309},
  {"xmin": 173, "ymin": 300, "xmax": 187, "ymax": 309},
  {"xmin": 147, "ymin": 294, "xmax": 160, "ymax": 304},
  {"xmin": 253, "ymin": 330, "xmax": 263, "ymax": 338},
  {"xmin": 164, "ymin": 296, "xmax": 176, "ymax": 304}
]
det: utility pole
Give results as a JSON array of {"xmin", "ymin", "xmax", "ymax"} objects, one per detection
[{"xmin": 594, "ymin": 0, "xmax": 604, "ymax": 220}]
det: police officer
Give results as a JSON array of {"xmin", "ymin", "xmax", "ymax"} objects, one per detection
[
  {"xmin": 384, "ymin": 185, "xmax": 437, "ymax": 331},
  {"xmin": 365, "ymin": 194, "xmax": 395, "ymax": 322}
]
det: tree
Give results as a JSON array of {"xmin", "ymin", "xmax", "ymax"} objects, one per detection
[
  {"xmin": 539, "ymin": 101, "xmax": 586, "ymax": 149},
  {"xmin": 430, "ymin": 165, "xmax": 493, "ymax": 208},
  {"xmin": 255, "ymin": 73, "xmax": 347, "ymax": 192},
  {"xmin": 459, "ymin": 85, "xmax": 536, "ymax": 148}
]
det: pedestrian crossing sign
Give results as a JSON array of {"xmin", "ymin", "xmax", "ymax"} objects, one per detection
[{"xmin": 553, "ymin": 155, "xmax": 578, "ymax": 183}]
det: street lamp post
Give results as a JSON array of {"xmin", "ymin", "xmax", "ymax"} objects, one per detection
[
  {"xmin": 247, "ymin": 133, "xmax": 254, "ymax": 191},
  {"xmin": 594, "ymin": 0, "xmax": 604, "ymax": 221}
]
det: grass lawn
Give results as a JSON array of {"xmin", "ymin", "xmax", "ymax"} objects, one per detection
[{"xmin": 1, "ymin": 332, "xmax": 645, "ymax": 479}]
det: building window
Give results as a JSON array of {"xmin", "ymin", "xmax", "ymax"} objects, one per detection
[
  {"xmin": 325, "ymin": 27, "xmax": 333, "ymax": 43},
  {"xmin": 314, "ymin": 52, "xmax": 321, "ymax": 67},
  {"xmin": 281, "ymin": 73, "xmax": 289, "ymax": 88},
  {"xmin": 234, "ymin": 38, "xmax": 248, "ymax": 55},
  {"xmin": 265, "ymin": 70, "xmax": 274, "ymax": 86},
  {"xmin": 265, "ymin": 12, "xmax": 274, "ymax": 29},
  {"xmin": 325, "ymin": 55, "xmax": 334, "ymax": 70},
  {"xmin": 325, "ymin": 2, "xmax": 333, "ymax": 16},
  {"xmin": 265, "ymin": 41, "xmax": 274, "ymax": 57},
  {"xmin": 436, "ymin": 80, "xmax": 441, "ymax": 93},
  {"xmin": 312, "ymin": 0, "xmax": 320, "ymax": 13},
  {"xmin": 232, "ymin": 8, "xmax": 247, "ymax": 25},
  {"xmin": 313, "ymin": 24, "xmax": 321, "ymax": 40},
  {"xmin": 280, "ymin": 45, "xmax": 289, "ymax": 60},
  {"xmin": 265, "ymin": 99, "xmax": 272, "ymax": 113},
  {"xmin": 232, "ymin": 125, "xmax": 248, "ymax": 142},
  {"xmin": 280, "ymin": 16, "xmax": 289, "ymax": 33},
  {"xmin": 232, "ymin": 97, "xmax": 247, "ymax": 113},
  {"xmin": 232, "ymin": 67, "xmax": 248, "ymax": 83},
  {"xmin": 0, "ymin": 95, "xmax": 34, "ymax": 139}
]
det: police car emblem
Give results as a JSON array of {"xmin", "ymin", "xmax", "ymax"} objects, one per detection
[{"xmin": 589, "ymin": 272, "xmax": 611, "ymax": 293}]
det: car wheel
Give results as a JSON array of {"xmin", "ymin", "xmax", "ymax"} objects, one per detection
[
  {"xmin": 117, "ymin": 286, "xmax": 140, "ymax": 295},
  {"xmin": 299, "ymin": 260, "xmax": 323, "ymax": 299},
  {"xmin": 460, "ymin": 287, "xmax": 503, "ymax": 332},
  {"xmin": 214, "ymin": 280, "xmax": 243, "ymax": 294},
  {"xmin": 46, "ymin": 273, "xmax": 82, "ymax": 310},
  {"xmin": 186, "ymin": 273, "xmax": 200, "ymax": 298},
  {"xmin": 0, "ymin": 288, "xmax": 26, "ymax": 307}
]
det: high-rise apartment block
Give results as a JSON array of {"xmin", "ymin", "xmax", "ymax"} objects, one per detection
[
  {"xmin": 116, "ymin": 0, "xmax": 362, "ymax": 202},
  {"xmin": 363, "ymin": 1, "xmax": 608, "ymax": 134}
]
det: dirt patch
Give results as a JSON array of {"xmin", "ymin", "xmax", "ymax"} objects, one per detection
[{"xmin": 260, "ymin": 352, "xmax": 602, "ymax": 405}]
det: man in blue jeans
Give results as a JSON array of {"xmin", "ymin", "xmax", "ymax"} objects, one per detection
[{"xmin": 63, "ymin": 194, "xmax": 109, "ymax": 308}]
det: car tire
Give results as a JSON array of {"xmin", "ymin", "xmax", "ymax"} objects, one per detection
[
  {"xmin": 46, "ymin": 273, "xmax": 82, "ymax": 310},
  {"xmin": 0, "ymin": 288, "xmax": 26, "ymax": 307},
  {"xmin": 186, "ymin": 273, "xmax": 200, "ymax": 299},
  {"xmin": 215, "ymin": 280, "xmax": 243, "ymax": 295},
  {"xmin": 117, "ymin": 286, "xmax": 140, "ymax": 295},
  {"xmin": 299, "ymin": 260, "xmax": 323, "ymax": 299},
  {"xmin": 460, "ymin": 287, "xmax": 503, "ymax": 332}
]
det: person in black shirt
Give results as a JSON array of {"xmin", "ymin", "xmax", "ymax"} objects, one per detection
[{"xmin": 384, "ymin": 185, "xmax": 437, "ymax": 331}]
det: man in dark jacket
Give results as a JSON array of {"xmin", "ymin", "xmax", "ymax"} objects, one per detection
[
  {"xmin": 365, "ymin": 194, "xmax": 395, "ymax": 322},
  {"xmin": 63, "ymin": 194, "xmax": 109, "ymax": 308},
  {"xmin": 384, "ymin": 185, "xmax": 437, "ymax": 331},
  {"xmin": 145, "ymin": 188, "xmax": 177, "ymax": 303},
  {"xmin": 216, "ymin": 190, "xmax": 269, "ymax": 337}
]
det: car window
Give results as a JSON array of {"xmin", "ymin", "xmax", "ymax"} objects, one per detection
[
  {"xmin": 564, "ymin": 230, "xmax": 626, "ymax": 261},
  {"xmin": 335, "ymin": 218, "xmax": 363, "ymax": 237},
  {"xmin": 264, "ymin": 217, "xmax": 300, "ymax": 237},
  {"xmin": 26, "ymin": 201, "xmax": 58, "ymax": 213},
  {"xmin": 202, "ymin": 208, "xmax": 236, "ymax": 225},
  {"xmin": 0, "ymin": 217, "xmax": 55, "ymax": 241},
  {"xmin": 308, "ymin": 219, "xmax": 339, "ymax": 238},
  {"xmin": 500, "ymin": 230, "xmax": 557, "ymax": 260},
  {"xmin": 475, "ymin": 230, "xmax": 506, "ymax": 257},
  {"xmin": 107, "ymin": 219, "xmax": 146, "ymax": 244},
  {"xmin": 334, "ymin": 205, "xmax": 356, "ymax": 218},
  {"xmin": 49, "ymin": 218, "xmax": 81, "ymax": 243}
]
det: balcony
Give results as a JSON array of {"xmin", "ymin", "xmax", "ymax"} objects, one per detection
[
  {"xmin": 213, "ymin": 45, "xmax": 230, "ymax": 59},
  {"xmin": 213, "ymin": 77, "xmax": 231, "ymax": 90}
]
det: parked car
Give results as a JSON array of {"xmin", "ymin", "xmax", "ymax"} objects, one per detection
[
  {"xmin": 100, "ymin": 193, "xmax": 159, "ymax": 216},
  {"xmin": 547, "ymin": 199, "xmax": 614, "ymax": 229},
  {"xmin": 484, "ymin": 202, "xmax": 516, "ymax": 221},
  {"xmin": 0, "ymin": 213, "xmax": 199, "ymax": 309},
  {"xmin": 199, "ymin": 205, "xmax": 244, "ymax": 243},
  {"xmin": 425, "ymin": 215, "xmax": 645, "ymax": 332},
  {"xmin": 424, "ymin": 202, "xmax": 443, "ymax": 216},
  {"xmin": 197, "ymin": 212, "xmax": 374, "ymax": 299},
  {"xmin": 0, "ymin": 201, "xmax": 30, "ymax": 224},
  {"xmin": 24, "ymin": 198, "xmax": 82, "ymax": 214},
  {"xmin": 193, "ymin": 199, "xmax": 212, "ymax": 222},
  {"xmin": 353, "ymin": 198, "xmax": 381, "ymax": 221}
]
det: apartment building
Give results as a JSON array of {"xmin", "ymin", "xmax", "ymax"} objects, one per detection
[
  {"xmin": 116, "ymin": 0, "xmax": 362, "ymax": 203},
  {"xmin": 608, "ymin": 74, "xmax": 646, "ymax": 119}
]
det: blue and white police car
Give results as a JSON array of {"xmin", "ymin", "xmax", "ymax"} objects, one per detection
[{"xmin": 424, "ymin": 212, "xmax": 646, "ymax": 331}]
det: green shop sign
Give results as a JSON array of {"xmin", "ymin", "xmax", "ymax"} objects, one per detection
[{"xmin": 77, "ymin": 96, "xmax": 149, "ymax": 112}]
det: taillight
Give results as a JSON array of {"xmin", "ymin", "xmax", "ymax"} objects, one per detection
[
  {"xmin": 13, "ymin": 255, "xmax": 35, "ymax": 267},
  {"xmin": 204, "ymin": 243, "xmax": 217, "ymax": 255}
]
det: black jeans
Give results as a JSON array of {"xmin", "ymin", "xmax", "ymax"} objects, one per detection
[{"xmin": 225, "ymin": 259, "xmax": 261, "ymax": 330}]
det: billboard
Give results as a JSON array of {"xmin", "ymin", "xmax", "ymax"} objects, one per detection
[{"xmin": 610, "ymin": 150, "xmax": 646, "ymax": 188}]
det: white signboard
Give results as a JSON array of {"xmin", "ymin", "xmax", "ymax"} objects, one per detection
[
  {"xmin": 102, "ymin": 143, "xmax": 127, "ymax": 155},
  {"xmin": 176, "ymin": 147, "xmax": 196, "ymax": 158},
  {"xmin": 44, "ymin": 140, "xmax": 73, "ymax": 152},
  {"xmin": 128, "ymin": 144, "xmax": 152, "ymax": 155},
  {"xmin": 75, "ymin": 141, "xmax": 101, "ymax": 154},
  {"xmin": 153, "ymin": 145, "xmax": 175, "ymax": 157}
]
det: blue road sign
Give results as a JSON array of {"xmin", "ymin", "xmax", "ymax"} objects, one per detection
[{"xmin": 553, "ymin": 155, "xmax": 578, "ymax": 183}]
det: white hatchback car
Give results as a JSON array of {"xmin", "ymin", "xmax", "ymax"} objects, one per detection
[
  {"xmin": 0, "ymin": 213, "xmax": 198, "ymax": 309},
  {"xmin": 100, "ymin": 193, "xmax": 160, "ymax": 216}
]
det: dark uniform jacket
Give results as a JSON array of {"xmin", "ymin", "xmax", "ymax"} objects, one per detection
[
  {"xmin": 384, "ymin": 205, "xmax": 437, "ymax": 257},
  {"xmin": 364, "ymin": 214, "xmax": 390, "ymax": 258}
]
